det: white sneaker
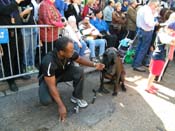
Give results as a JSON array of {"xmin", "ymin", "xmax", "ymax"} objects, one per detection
[{"xmin": 70, "ymin": 96, "xmax": 88, "ymax": 108}]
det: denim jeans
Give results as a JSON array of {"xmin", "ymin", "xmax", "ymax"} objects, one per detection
[
  {"xmin": 132, "ymin": 28, "xmax": 153, "ymax": 68},
  {"xmin": 39, "ymin": 66, "xmax": 84, "ymax": 106},
  {"xmin": 74, "ymin": 40, "xmax": 87, "ymax": 56},
  {"xmin": 86, "ymin": 39, "xmax": 106, "ymax": 58},
  {"xmin": 21, "ymin": 28, "xmax": 38, "ymax": 66}
]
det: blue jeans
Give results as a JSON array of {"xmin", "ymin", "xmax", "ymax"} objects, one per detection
[
  {"xmin": 21, "ymin": 28, "xmax": 38, "ymax": 66},
  {"xmin": 132, "ymin": 28, "xmax": 153, "ymax": 68},
  {"xmin": 74, "ymin": 40, "xmax": 87, "ymax": 56},
  {"xmin": 86, "ymin": 39, "xmax": 106, "ymax": 58}
]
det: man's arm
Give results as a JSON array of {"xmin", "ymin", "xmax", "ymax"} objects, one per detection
[
  {"xmin": 44, "ymin": 76, "xmax": 66, "ymax": 122},
  {"xmin": 75, "ymin": 56, "xmax": 105, "ymax": 70}
]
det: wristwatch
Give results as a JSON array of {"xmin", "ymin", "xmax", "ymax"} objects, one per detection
[{"xmin": 93, "ymin": 62, "xmax": 97, "ymax": 67}]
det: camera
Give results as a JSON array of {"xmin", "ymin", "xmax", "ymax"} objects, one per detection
[
  {"xmin": 89, "ymin": 13, "xmax": 92, "ymax": 16},
  {"xmin": 61, "ymin": 17, "xmax": 66, "ymax": 23}
]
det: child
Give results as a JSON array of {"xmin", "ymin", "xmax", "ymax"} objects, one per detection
[{"xmin": 145, "ymin": 22, "xmax": 175, "ymax": 94}]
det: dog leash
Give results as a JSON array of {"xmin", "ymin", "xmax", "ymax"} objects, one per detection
[{"xmin": 91, "ymin": 89, "xmax": 97, "ymax": 104}]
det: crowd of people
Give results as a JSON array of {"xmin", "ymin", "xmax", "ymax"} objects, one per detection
[{"xmin": 0, "ymin": 0, "xmax": 175, "ymax": 121}]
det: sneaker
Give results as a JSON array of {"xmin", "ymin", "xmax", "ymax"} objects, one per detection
[
  {"xmin": 74, "ymin": 62, "xmax": 79, "ymax": 67},
  {"xmin": 91, "ymin": 57, "xmax": 99, "ymax": 63},
  {"xmin": 70, "ymin": 96, "xmax": 88, "ymax": 108},
  {"xmin": 133, "ymin": 66, "xmax": 146, "ymax": 72},
  {"xmin": 8, "ymin": 81, "xmax": 18, "ymax": 92},
  {"xmin": 26, "ymin": 66, "xmax": 33, "ymax": 73},
  {"xmin": 98, "ymin": 55, "xmax": 103, "ymax": 61},
  {"xmin": 145, "ymin": 88, "xmax": 157, "ymax": 94}
]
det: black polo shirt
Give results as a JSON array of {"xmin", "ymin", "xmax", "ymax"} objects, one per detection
[{"xmin": 39, "ymin": 49, "xmax": 79, "ymax": 78}]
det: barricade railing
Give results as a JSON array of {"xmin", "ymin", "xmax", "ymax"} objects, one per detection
[{"xmin": 0, "ymin": 25, "xmax": 56, "ymax": 81}]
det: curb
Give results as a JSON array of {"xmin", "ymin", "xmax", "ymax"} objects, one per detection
[{"xmin": 0, "ymin": 67, "xmax": 97, "ymax": 97}]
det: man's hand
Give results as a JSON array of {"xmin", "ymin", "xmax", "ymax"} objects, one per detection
[
  {"xmin": 0, "ymin": 45, "xmax": 4, "ymax": 57},
  {"xmin": 95, "ymin": 63, "xmax": 105, "ymax": 70},
  {"xmin": 16, "ymin": 0, "xmax": 24, "ymax": 4},
  {"xmin": 170, "ymin": 39, "xmax": 175, "ymax": 46},
  {"xmin": 23, "ymin": 8, "xmax": 33, "ymax": 15},
  {"xmin": 58, "ymin": 104, "xmax": 67, "ymax": 122},
  {"xmin": 98, "ymin": 33, "xmax": 104, "ymax": 38},
  {"xmin": 78, "ymin": 42, "xmax": 82, "ymax": 48},
  {"xmin": 44, "ymin": 76, "xmax": 66, "ymax": 122},
  {"xmin": 20, "ymin": 7, "xmax": 33, "ymax": 18}
]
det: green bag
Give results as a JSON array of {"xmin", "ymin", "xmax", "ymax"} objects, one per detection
[{"xmin": 124, "ymin": 49, "xmax": 135, "ymax": 64}]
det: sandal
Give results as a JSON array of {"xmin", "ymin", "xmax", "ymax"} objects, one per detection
[
  {"xmin": 145, "ymin": 88, "xmax": 157, "ymax": 94},
  {"xmin": 151, "ymin": 86, "xmax": 158, "ymax": 91}
]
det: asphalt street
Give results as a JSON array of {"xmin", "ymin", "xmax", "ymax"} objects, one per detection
[{"xmin": 0, "ymin": 63, "xmax": 175, "ymax": 131}]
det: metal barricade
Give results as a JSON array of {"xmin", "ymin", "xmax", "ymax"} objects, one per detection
[{"xmin": 0, "ymin": 25, "xmax": 56, "ymax": 81}]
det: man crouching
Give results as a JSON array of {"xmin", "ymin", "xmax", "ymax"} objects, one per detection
[{"xmin": 38, "ymin": 36, "xmax": 105, "ymax": 122}]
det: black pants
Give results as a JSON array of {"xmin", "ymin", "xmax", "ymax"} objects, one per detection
[
  {"xmin": 127, "ymin": 30, "xmax": 136, "ymax": 40},
  {"xmin": 39, "ymin": 66, "xmax": 84, "ymax": 106},
  {"xmin": 1, "ymin": 29, "xmax": 24, "ymax": 83}
]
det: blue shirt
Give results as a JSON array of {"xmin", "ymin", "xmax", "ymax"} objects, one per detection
[
  {"xmin": 121, "ymin": 4, "xmax": 128, "ymax": 12},
  {"xmin": 90, "ymin": 18, "xmax": 109, "ymax": 32},
  {"xmin": 103, "ymin": 5, "xmax": 114, "ymax": 22},
  {"xmin": 55, "ymin": 0, "xmax": 68, "ymax": 17}
]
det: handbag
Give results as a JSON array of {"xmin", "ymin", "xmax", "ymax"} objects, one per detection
[{"xmin": 0, "ymin": 28, "xmax": 9, "ymax": 44}]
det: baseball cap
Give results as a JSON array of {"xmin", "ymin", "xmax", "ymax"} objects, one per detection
[{"xmin": 168, "ymin": 22, "xmax": 175, "ymax": 31}]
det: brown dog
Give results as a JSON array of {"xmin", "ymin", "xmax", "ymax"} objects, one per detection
[{"xmin": 99, "ymin": 47, "xmax": 126, "ymax": 96}]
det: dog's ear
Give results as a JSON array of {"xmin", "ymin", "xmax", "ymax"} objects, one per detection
[
  {"xmin": 102, "ymin": 51, "xmax": 110, "ymax": 68},
  {"xmin": 103, "ymin": 51, "xmax": 108, "ymax": 60},
  {"xmin": 102, "ymin": 52, "xmax": 108, "ymax": 63}
]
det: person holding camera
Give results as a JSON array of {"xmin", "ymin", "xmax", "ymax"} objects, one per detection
[{"xmin": 0, "ymin": 0, "xmax": 27, "ymax": 91}]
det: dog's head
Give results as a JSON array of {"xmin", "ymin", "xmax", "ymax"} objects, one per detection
[{"xmin": 102, "ymin": 47, "xmax": 118, "ymax": 71}]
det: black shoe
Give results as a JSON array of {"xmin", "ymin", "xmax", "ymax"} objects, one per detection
[
  {"xmin": 98, "ymin": 87, "xmax": 110, "ymax": 94},
  {"xmin": 97, "ymin": 55, "xmax": 103, "ymax": 62},
  {"xmin": 20, "ymin": 75, "xmax": 31, "ymax": 80},
  {"xmin": 133, "ymin": 67, "xmax": 146, "ymax": 72},
  {"xmin": 144, "ymin": 63, "xmax": 149, "ymax": 67},
  {"xmin": 8, "ymin": 81, "xmax": 18, "ymax": 92}
]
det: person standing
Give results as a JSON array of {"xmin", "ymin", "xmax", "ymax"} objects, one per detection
[
  {"xmin": 132, "ymin": 0, "xmax": 160, "ymax": 72},
  {"xmin": 19, "ymin": 0, "xmax": 38, "ymax": 72},
  {"xmin": 103, "ymin": 0, "xmax": 115, "ymax": 28},
  {"xmin": 126, "ymin": 0, "xmax": 137, "ymax": 39},
  {"xmin": 0, "ymin": 0, "xmax": 25, "ymax": 91},
  {"xmin": 64, "ymin": 0, "xmax": 82, "ymax": 25},
  {"xmin": 38, "ymin": 0, "xmax": 64, "ymax": 57}
]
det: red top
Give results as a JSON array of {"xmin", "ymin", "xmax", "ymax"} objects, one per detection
[
  {"xmin": 82, "ymin": 5, "xmax": 89, "ymax": 19},
  {"xmin": 38, "ymin": 0, "xmax": 64, "ymax": 42}
]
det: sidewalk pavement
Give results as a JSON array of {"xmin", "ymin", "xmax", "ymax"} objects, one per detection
[{"xmin": 0, "ymin": 62, "xmax": 175, "ymax": 131}]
